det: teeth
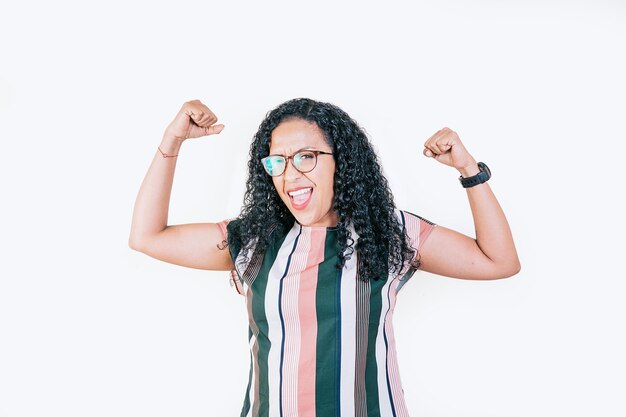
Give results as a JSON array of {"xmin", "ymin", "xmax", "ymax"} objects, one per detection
[{"xmin": 288, "ymin": 188, "xmax": 312, "ymax": 197}]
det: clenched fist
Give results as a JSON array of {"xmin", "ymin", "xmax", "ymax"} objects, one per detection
[
  {"xmin": 164, "ymin": 100, "xmax": 225, "ymax": 141},
  {"xmin": 423, "ymin": 127, "xmax": 477, "ymax": 171}
]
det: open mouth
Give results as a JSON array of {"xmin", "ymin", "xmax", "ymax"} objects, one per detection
[{"xmin": 287, "ymin": 187, "xmax": 313, "ymax": 209}]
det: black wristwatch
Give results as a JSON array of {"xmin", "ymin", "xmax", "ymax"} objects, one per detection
[{"xmin": 459, "ymin": 162, "xmax": 491, "ymax": 188}]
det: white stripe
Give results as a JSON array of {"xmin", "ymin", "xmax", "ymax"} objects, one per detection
[
  {"xmin": 266, "ymin": 224, "xmax": 301, "ymax": 417},
  {"xmin": 340, "ymin": 249, "xmax": 357, "ymax": 417},
  {"xmin": 415, "ymin": 214, "xmax": 422, "ymax": 252},
  {"xmin": 385, "ymin": 278, "xmax": 409, "ymax": 417}
]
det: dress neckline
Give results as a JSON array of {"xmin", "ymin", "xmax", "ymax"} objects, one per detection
[{"xmin": 294, "ymin": 221, "xmax": 339, "ymax": 232}]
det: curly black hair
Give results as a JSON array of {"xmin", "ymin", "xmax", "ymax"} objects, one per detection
[{"xmin": 223, "ymin": 98, "xmax": 420, "ymax": 281}]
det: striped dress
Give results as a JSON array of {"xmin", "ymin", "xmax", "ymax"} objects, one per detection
[{"xmin": 217, "ymin": 209, "xmax": 437, "ymax": 417}]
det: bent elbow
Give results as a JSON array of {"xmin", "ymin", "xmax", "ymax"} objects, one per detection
[
  {"xmin": 511, "ymin": 259, "xmax": 522, "ymax": 276},
  {"xmin": 128, "ymin": 236, "xmax": 145, "ymax": 252},
  {"xmin": 499, "ymin": 262, "xmax": 522, "ymax": 279}
]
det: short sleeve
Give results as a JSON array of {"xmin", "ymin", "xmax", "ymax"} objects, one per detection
[
  {"xmin": 394, "ymin": 210, "xmax": 437, "ymax": 288},
  {"xmin": 416, "ymin": 216, "xmax": 437, "ymax": 252},
  {"xmin": 216, "ymin": 219, "xmax": 230, "ymax": 243},
  {"xmin": 398, "ymin": 209, "xmax": 437, "ymax": 259},
  {"xmin": 216, "ymin": 218, "xmax": 245, "ymax": 295}
]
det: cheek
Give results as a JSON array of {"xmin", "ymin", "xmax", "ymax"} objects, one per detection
[
  {"xmin": 272, "ymin": 177, "xmax": 283, "ymax": 197},
  {"xmin": 322, "ymin": 173, "xmax": 335, "ymax": 202}
]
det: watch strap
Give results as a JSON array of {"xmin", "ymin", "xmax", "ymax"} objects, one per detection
[{"xmin": 459, "ymin": 162, "xmax": 490, "ymax": 188}]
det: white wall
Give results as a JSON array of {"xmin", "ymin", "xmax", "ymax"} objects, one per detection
[{"xmin": 0, "ymin": 1, "xmax": 624, "ymax": 416}]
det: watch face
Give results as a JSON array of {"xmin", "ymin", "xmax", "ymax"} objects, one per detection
[{"xmin": 479, "ymin": 162, "xmax": 491, "ymax": 177}]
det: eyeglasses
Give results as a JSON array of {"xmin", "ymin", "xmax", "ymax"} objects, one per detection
[{"xmin": 261, "ymin": 149, "xmax": 334, "ymax": 177}]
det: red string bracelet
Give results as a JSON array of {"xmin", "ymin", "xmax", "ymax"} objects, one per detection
[{"xmin": 158, "ymin": 146, "xmax": 178, "ymax": 158}]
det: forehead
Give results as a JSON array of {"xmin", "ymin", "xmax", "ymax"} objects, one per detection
[{"xmin": 269, "ymin": 118, "xmax": 329, "ymax": 153}]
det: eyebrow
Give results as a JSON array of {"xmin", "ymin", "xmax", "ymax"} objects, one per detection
[{"xmin": 267, "ymin": 146, "xmax": 320, "ymax": 157}]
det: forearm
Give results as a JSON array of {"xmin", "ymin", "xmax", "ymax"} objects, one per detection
[
  {"xmin": 128, "ymin": 135, "xmax": 182, "ymax": 248},
  {"xmin": 458, "ymin": 161, "xmax": 521, "ymax": 273}
]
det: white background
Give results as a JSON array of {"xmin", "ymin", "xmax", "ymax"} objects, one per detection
[{"xmin": 1, "ymin": 1, "xmax": 625, "ymax": 416}]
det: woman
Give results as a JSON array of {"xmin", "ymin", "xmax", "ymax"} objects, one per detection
[{"xmin": 129, "ymin": 98, "xmax": 520, "ymax": 417}]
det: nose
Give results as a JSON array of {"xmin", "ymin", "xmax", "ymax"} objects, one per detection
[{"xmin": 283, "ymin": 157, "xmax": 303, "ymax": 181}]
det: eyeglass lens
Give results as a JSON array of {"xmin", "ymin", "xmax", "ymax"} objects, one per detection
[{"xmin": 263, "ymin": 151, "xmax": 317, "ymax": 176}]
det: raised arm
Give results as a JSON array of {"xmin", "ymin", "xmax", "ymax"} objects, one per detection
[
  {"xmin": 417, "ymin": 127, "xmax": 521, "ymax": 280},
  {"xmin": 128, "ymin": 100, "xmax": 234, "ymax": 271}
]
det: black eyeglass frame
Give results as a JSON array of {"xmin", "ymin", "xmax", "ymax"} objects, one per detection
[{"xmin": 260, "ymin": 148, "xmax": 334, "ymax": 177}]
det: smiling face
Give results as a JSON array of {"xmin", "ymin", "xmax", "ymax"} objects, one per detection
[{"xmin": 268, "ymin": 118, "xmax": 338, "ymax": 228}]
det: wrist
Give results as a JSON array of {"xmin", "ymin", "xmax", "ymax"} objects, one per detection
[
  {"xmin": 457, "ymin": 161, "xmax": 480, "ymax": 177},
  {"xmin": 458, "ymin": 161, "xmax": 491, "ymax": 188},
  {"xmin": 159, "ymin": 136, "xmax": 183, "ymax": 157},
  {"xmin": 162, "ymin": 128, "xmax": 187, "ymax": 144}
]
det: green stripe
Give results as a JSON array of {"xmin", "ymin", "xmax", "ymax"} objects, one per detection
[
  {"xmin": 239, "ymin": 348, "xmax": 253, "ymax": 417},
  {"xmin": 249, "ymin": 228, "xmax": 289, "ymax": 417},
  {"xmin": 365, "ymin": 277, "xmax": 386, "ymax": 417},
  {"xmin": 315, "ymin": 231, "xmax": 341, "ymax": 417}
]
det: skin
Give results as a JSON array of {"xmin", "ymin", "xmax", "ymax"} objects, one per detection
[
  {"xmin": 268, "ymin": 118, "xmax": 339, "ymax": 228},
  {"xmin": 129, "ymin": 100, "xmax": 521, "ymax": 280},
  {"xmin": 418, "ymin": 128, "xmax": 521, "ymax": 279}
]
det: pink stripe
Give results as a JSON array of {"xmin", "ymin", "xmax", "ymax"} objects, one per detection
[
  {"xmin": 418, "ymin": 218, "xmax": 436, "ymax": 251},
  {"xmin": 216, "ymin": 219, "xmax": 230, "ymax": 240},
  {"xmin": 401, "ymin": 212, "xmax": 437, "ymax": 275},
  {"xmin": 386, "ymin": 279, "xmax": 410, "ymax": 417},
  {"xmin": 296, "ymin": 228, "xmax": 326, "ymax": 417},
  {"xmin": 282, "ymin": 228, "xmax": 310, "ymax": 415}
]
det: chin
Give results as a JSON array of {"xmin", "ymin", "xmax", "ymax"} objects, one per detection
[
  {"xmin": 296, "ymin": 212, "xmax": 323, "ymax": 226},
  {"xmin": 294, "ymin": 214, "xmax": 314, "ymax": 226}
]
